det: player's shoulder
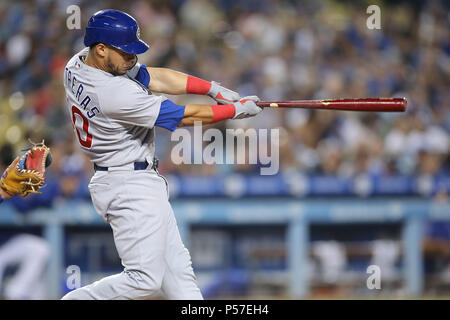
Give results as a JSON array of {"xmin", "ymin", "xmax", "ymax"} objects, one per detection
[
  {"xmin": 97, "ymin": 75, "xmax": 157, "ymax": 110},
  {"xmin": 100, "ymin": 75, "xmax": 148, "ymax": 99}
]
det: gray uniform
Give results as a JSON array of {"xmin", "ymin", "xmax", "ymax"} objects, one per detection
[{"xmin": 61, "ymin": 48, "xmax": 202, "ymax": 300}]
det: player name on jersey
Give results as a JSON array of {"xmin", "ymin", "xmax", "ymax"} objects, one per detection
[{"xmin": 64, "ymin": 66, "xmax": 100, "ymax": 119}]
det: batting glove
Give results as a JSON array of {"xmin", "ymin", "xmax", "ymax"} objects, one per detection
[
  {"xmin": 232, "ymin": 96, "xmax": 262, "ymax": 119},
  {"xmin": 208, "ymin": 81, "xmax": 241, "ymax": 104}
]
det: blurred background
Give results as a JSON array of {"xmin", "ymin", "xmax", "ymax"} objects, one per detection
[{"xmin": 0, "ymin": 0, "xmax": 449, "ymax": 299}]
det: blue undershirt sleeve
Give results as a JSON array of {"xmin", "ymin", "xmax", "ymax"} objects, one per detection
[{"xmin": 154, "ymin": 99, "xmax": 186, "ymax": 131}]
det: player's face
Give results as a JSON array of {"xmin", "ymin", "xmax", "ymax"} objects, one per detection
[{"xmin": 104, "ymin": 46, "xmax": 137, "ymax": 76}]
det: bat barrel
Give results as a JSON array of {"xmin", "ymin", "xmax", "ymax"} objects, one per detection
[{"xmin": 257, "ymin": 98, "xmax": 407, "ymax": 112}]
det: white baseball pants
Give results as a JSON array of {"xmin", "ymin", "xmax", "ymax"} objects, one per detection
[{"xmin": 62, "ymin": 168, "xmax": 202, "ymax": 300}]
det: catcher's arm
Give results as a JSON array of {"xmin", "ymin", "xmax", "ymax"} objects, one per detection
[
  {"xmin": 0, "ymin": 190, "xmax": 9, "ymax": 201},
  {"xmin": 0, "ymin": 185, "xmax": 13, "ymax": 201}
]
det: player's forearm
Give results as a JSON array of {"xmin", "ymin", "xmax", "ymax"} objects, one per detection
[
  {"xmin": 178, "ymin": 104, "xmax": 213, "ymax": 126},
  {"xmin": 178, "ymin": 104, "xmax": 235, "ymax": 127},
  {"xmin": 147, "ymin": 67, "xmax": 217, "ymax": 96},
  {"xmin": 143, "ymin": 67, "xmax": 240, "ymax": 105},
  {"xmin": 147, "ymin": 67, "xmax": 189, "ymax": 94},
  {"xmin": 178, "ymin": 97, "xmax": 262, "ymax": 127}
]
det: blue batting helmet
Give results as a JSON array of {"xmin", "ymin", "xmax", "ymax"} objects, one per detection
[{"xmin": 84, "ymin": 9, "xmax": 149, "ymax": 54}]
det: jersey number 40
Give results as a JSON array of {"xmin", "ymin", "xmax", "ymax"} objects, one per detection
[{"xmin": 71, "ymin": 106, "xmax": 93, "ymax": 148}]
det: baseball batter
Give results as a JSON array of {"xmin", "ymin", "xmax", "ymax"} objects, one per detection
[{"xmin": 61, "ymin": 10, "xmax": 262, "ymax": 300}]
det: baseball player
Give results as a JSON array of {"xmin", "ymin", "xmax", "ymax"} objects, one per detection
[
  {"xmin": 0, "ymin": 145, "xmax": 51, "ymax": 299},
  {"xmin": 62, "ymin": 9, "xmax": 262, "ymax": 300}
]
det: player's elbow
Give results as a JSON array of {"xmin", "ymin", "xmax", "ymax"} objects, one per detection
[
  {"xmin": 148, "ymin": 80, "xmax": 164, "ymax": 93},
  {"xmin": 178, "ymin": 118, "xmax": 191, "ymax": 127},
  {"xmin": 178, "ymin": 118, "xmax": 209, "ymax": 127},
  {"xmin": 147, "ymin": 68, "xmax": 174, "ymax": 93}
]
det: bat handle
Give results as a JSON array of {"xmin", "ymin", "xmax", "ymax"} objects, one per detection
[{"xmin": 256, "ymin": 102, "xmax": 278, "ymax": 108}]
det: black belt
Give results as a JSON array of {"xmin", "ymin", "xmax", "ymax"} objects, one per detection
[{"xmin": 94, "ymin": 158, "xmax": 159, "ymax": 172}]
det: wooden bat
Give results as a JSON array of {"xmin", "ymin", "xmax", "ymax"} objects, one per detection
[{"xmin": 256, "ymin": 98, "xmax": 407, "ymax": 112}]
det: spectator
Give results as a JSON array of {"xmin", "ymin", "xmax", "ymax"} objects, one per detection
[{"xmin": 0, "ymin": 0, "xmax": 447, "ymax": 179}]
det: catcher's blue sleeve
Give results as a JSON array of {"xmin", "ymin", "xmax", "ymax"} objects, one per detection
[
  {"xmin": 154, "ymin": 100, "xmax": 186, "ymax": 131},
  {"xmin": 0, "ymin": 196, "xmax": 3, "ymax": 204}
]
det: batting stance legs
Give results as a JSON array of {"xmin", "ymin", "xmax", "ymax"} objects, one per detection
[{"xmin": 62, "ymin": 169, "xmax": 202, "ymax": 300}]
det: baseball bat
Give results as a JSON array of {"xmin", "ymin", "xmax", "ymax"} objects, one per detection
[{"xmin": 256, "ymin": 98, "xmax": 407, "ymax": 112}]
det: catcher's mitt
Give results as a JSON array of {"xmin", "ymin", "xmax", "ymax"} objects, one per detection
[{"xmin": 0, "ymin": 141, "xmax": 52, "ymax": 197}]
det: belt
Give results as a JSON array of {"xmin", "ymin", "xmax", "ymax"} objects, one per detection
[{"xmin": 94, "ymin": 158, "xmax": 159, "ymax": 172}]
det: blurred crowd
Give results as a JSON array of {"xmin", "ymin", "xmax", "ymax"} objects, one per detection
[{"xmin": 0, "ymin": 0, "xmax": 449, "ymax": 202}]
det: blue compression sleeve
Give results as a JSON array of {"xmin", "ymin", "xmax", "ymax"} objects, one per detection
[
  {"xmin": 135, "ymin": 64, "xmax": 150, "ymax": 88},
  {"xmin": 155, "ymin": 100, "xmax": 186, "ymax": 131}
]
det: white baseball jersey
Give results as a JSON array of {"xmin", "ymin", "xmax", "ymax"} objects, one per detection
[{"xmin": 63, "ymin": 48, "xmax": 167, "ymax": 167}]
